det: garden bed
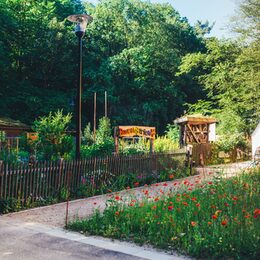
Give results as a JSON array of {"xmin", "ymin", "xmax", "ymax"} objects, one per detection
[{"xmin": 67, "ymin": 168, "xmax": 260, "ymax": 259}]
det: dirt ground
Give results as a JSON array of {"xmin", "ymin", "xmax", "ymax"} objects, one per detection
[{"xmin": 1, "ymin": 161, "xmax": 251, "ymax": 227}]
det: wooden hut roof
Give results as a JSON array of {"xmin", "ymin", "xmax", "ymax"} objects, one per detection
[
  {"xmin": 174, "ymin": 114, "xmax": 217, "ymax": 125},
  {"xmin": 0, "ymin": 117, "xmax": 31, "ymax": 130}
]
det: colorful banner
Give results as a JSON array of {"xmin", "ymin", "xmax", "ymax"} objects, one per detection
[{"xmin": 118, "ymin": 126, "xmax": 156, "ymax": 139}]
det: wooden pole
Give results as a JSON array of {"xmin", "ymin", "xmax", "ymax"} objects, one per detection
[
  {"xmin": 105, "ymin": 91, "xmax": 107, "ymax": 118},
  {"xmin": 93, "ymin": 92, "xmax": 97, "ymax": 142}
]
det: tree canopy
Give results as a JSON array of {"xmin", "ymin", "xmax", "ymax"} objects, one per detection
[{"xmin": 0, "ymin": 0, "xmax": 259, "ymax": 136}]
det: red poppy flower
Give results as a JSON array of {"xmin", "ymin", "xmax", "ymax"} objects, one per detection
[
  {"xmin": 245, "ymin": 214, "xmax": 250, "ymax": 219},
  {"xmin": 224, "ymin": 203, "xmax": 229, "ymax": 207},
  {"xmin": 212, "ymin": 215, "xmax": 218, "ymax": 219},
  {"xmin": 115, "ymin": 211, "xmax": 120, "ymax": 216},
  {"xmin": 163, "ymin": 183, "xmax": 168, "ymax": 186},
  {"xmin": 191, "ymin": 221, "xmax": 197, "ymax": 227},
  {"xmin": 254, "ymin": 208, "xmax": 260, "ymax": 217},
  {"xmin": 183, "ymin": 202, "xmax": 188, "ymax": 206},
  {"xmin": 208, "ymin": 182, "xmax": 213, "ymax": 185},
  {"xmin": 152, "ymin": 206, "xmax": 157, "ymax": 210},
  {"xmin": 232, "ymin": 196, "xmax": 238, "ymax": 201},
  {"xmin": 168, "ymin": 205, "xmax": 174, "ymax": 211},
  {"xmin": 169, "ymin": 174, "xmax": 174, "ymax": 179},
  {"xmin": 196, "ymin": 203, "xmax": 201, "ymax": 207},
  {"xmin": 191, "ymin": 197, "xmax": 197, "ymax": 201},
  {"xmin": 221, "ymin": 220, "xmax": 228, "ymax": 226},
  {"xmin": 208, "ymin": 221, "xmax": 212, "ymax": 225},
  {"xmin": 154, "ymin": 197, "xmax": 159, "ymax": 202},
  {"xmin": 115, "ymin": 196, "xmax": 121, "ymax": 200}
]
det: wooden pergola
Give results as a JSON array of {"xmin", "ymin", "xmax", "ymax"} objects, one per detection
[{"xmin": 174, "ymin": 115, "xmax": 217, "ymax": 146}]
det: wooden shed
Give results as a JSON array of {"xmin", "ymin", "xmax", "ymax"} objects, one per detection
[
  {"xmin": 0, "ymin": 117, "xmax": 31, "ymax": 137},
  {"xmin": 174, "ymin": 115, "xmax": 217, "ymax": 146}
]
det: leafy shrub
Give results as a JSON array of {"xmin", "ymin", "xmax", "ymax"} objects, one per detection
[
  {"xmin": 119, "ymin": 138, "xmax": 149, "ymax": 155},
  {"xmin": 33, "ymin": 110, "xmax": 73, "ymax": 160},
  {"xmin": 81, "ymin": 139, "xmax": 114, "ymax": 158},
  {"xmin": 154, "ymin": 136, "xmax": 179, "ymax": 153},
  {"xmin": 0, "ymin": 197, "xmax": 21, "ymax": 214}
]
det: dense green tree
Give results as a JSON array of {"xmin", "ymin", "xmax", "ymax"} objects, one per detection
[{"xmin": 0, "ymin": 0, "xmax": 206, "ymax": 133}]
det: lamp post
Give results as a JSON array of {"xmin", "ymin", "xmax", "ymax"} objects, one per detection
[{"xmin": 67, "ymin": 14, "xmax": 93, "ymax": 159}]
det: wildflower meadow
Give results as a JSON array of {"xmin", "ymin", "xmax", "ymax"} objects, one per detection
[{"xmin": 68, "ymin": 168, "xmax": 260, "ymax": 259}]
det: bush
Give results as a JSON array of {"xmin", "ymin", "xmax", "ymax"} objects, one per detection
[
  {"xmin": 33, "ymin": 110, "xmax": 73, "ymax": 160},
  {"xmin": 154, "ymin": 136, "xmax": 179, "ymax": 153}
]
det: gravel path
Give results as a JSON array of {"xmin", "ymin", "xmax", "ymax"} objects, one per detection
[{"xmin": 1, "ymin": 161, "xmax": 250, "ymax": 227}]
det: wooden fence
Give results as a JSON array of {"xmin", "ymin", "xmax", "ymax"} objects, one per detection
[{"xmin": 0, "ymin": 152, "xmax": 186, "ymax": 204}]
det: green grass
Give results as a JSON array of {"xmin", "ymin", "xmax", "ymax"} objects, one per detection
[{"xmin": 67, "ymin": 168, "xmax": 260, "ymax": 259}]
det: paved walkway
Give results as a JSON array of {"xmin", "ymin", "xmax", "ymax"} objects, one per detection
[{"xmin": 0, "ymin": 162, "xmax": 250, "ymax": 260}]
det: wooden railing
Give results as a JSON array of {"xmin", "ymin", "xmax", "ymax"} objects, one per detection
[{"xmin": 0, "ymin": 152, "xmax": 186, "ymax": 204}]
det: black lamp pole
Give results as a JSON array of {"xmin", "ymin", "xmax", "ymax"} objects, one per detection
[
  {"xmin": 67, "ymin": 14, "xmax": 93, "ymax": 160},
  {"xmin": 76, "ymin": 31, "xmax": 83, "ymax": 159}
]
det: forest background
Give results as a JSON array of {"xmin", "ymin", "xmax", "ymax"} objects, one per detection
[{"xmin": 0, "ymin": 0, "xmax": 259, "ymax": 141}]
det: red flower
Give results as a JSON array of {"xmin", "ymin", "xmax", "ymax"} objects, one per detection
[
  {"xmin": 245, "ymin": 214, "xmax": 250, "ymax": 219},
  {"xmin": 134, "ymin": 182, "xmax": 139, "ymax": 187},
  {"xmin": 183, "ymin": 202, "xmax": 188, "ymax": 206},
  {"xmin": 115, "ymin": 196, "xmax": 121, "ymax": 200},
  {"xmin": 154, "ymin": 197, "xmax": 159, "ymax": 202},
  {"xmin": 168, "ymin": 205, "xmax": 174, "ymax": 211},
  {"xmin": 253, "ymin": 208, "xmax": 260, "ymax": 218},
  {"xmin": 144, "ymin": 190, "xmax": 149, "ymax": 195},
  {"xmin": 191, "ymin": 197, "xmax": 197, "ymax": 201},
  {"xmin": 163, "ymin": 183, "xmax": 168, "ymax": 186},
  {"xmin": 221, "ymin": 220, "xmax": 228, "ymax": 226},
  {"xmin": 212, "ymin": 215, "xmax": 218, "ymax": 219},
  {"xmin": 152, "ymin": 206, "xmax": 157, "ymax": 210},
  {"xmin": 130, "ymin": 203, "xmax": 134, "ymax": 206},
  {"xmin": 115, "ymin": 211, "xmax": 120, "ymax": 216},
  {"xmin": 196, "ymin": 203, "xmax": 201, "ymax": 207},
  {"xmin": 93, "ymin": 202, "xmax": 97, "ymax": 205},
  {"xmin": 169, "ymin": 174, "xmax": 174, "ymax": 179},
  {"xmin": 232, "ymin": 196, "xmax": 238, "ymax": 201},
  {"xmin": 224, "ymin": 203, "xmax": 229, "ymax": 207},
  {"xmin": 208, "ymin": 221, "xmax": 212, "ymax": 225},
  {"xmin": 208, "ymin": 182, "xmax": 213, "ymax": 185},
  {"xmin": 191, "ymin": 221, "xmax": 197, "ymax": 227}
]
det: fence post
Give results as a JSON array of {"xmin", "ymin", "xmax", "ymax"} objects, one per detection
[{"xmin": 0, "ymin": 160, "xmax": 3, "ymax": 198}]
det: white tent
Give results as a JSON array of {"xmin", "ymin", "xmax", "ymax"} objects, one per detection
[{"xmin": 252, "ymin": 122, "xmax": 260, "ymax": 159}]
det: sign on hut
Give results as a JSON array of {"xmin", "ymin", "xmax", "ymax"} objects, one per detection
[
  {"xmin": 174, "ymin": 115, "xmax": 217, "ymax": 146},
  {"xmin": 114, "ymin": 126, "xmax": 156, "ymax": 153}
]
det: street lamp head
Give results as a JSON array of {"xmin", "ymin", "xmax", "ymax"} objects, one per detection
[{"xmin": 67, "ymin": 14, "xmax": 93, "ymax": 38}]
